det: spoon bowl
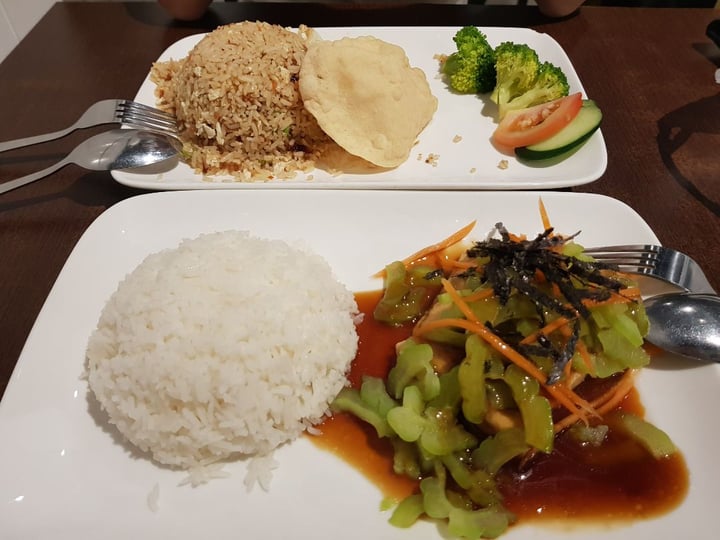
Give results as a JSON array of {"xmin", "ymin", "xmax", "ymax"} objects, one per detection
[
  {"xmin": 644, "ymin": 293, "xmax": 720, "ymax": 363},
  {"xmin": 82, "ymin": 128, "xmax": 180, "ymax": 171},
  {"xmin": 0, "ymin": 128, "xmax": 179, "ymax": 195}
]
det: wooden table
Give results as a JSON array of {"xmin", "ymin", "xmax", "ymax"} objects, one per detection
[{"xmin": 1, "ymin": 2, "xmax": 718, "ymax": 397}]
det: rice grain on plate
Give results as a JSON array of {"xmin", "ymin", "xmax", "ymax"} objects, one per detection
[
  {"xmin": 151, "ymin": 21, "xmax": 333, "ymax": 180},
  {"xmin": 86, "ymin": 231, "xmax": 359, "ymax": 481}
]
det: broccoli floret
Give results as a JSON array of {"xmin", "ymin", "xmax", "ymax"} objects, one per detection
[
  {"xmin": 453, "ymin": 26, "xmax": 490, "ymax": 58},
  {"xmin": 442, "ymin": 26, "xmax": 496, "ymax": 94},
  {"xmin": 490, "ymin": 42, "xmax": 570, "ymax": 119},
  {"xmin": 490, "ymin": 42, "xmax": 541, "ymax": 117},
  {"xmin": 502, "ymin": 61, "xmax": 570, "ymax": 113}
]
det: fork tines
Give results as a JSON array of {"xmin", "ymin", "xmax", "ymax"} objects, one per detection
[
  {"xmin": 117, "ymin": 100, "xmax": 175, "ymax": 121},
  {"xmin": 584, "ymin": 244, "xmax": 715, "ymax": 294},
  {"xmin": 116, "ymin": 100, "xmax": 177, "ymax": 134},
  {"xmin": 583, "ymin": 244, "xmax": 660, "ymax": 270}
]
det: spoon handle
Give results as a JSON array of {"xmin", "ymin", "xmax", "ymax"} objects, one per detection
[
  {"xmin": 0, "ymin": 158, "xmax": 71, "ymax": 195},
  {"xmin": 0, "ymin": 126, "xmax": 75, "ymax": 153}
]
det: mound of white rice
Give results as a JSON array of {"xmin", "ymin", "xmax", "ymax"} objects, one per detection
[{"xmin": 86, "ymin": 231, "xmax": 359, "ymax": 478}]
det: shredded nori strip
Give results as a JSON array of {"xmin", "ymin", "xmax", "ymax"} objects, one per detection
[
  {"xmin": 425, "ymin": 269, "xmax": 444, "ymax": 281},
  {"xmin": 464, "ymin": 223, "xmax": 626, "ymax": 384}
]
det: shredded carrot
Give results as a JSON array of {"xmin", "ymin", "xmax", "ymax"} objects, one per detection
[
  {"xmin": 401, "ymin": 221, "xmax": 476, "ymax": 267},
  {"xmin": 423, "ymin": 279, "xmax": 597, "ymax": 421},
  {"xmin": 550, "ymin": 282, "xmax": 563, "ymax": 299},
  {"xmin": 593, "ymin": 370, "xmax": 636, "ymax": 415},
  {"xmin": 519, "ymin": 316, "xmax": 572, "ymax": 346},
  {"xmin": 446, "ymin": 259, "xmax": 477, "ymax": 271},
  {"xmin": 374, "ymin": 221, "xmax": 476, "ymax": 278},
  {"xmin": 538, "ymin": 197, "xmax": 552, "ymax": 232},
  {"xmin": 416, "ymin": 315, "xmax": 593, "ymax": 421},
  {"xmin": 620, "ymin": 286, "xmax": 642, "ymax": 298},
  {"xmin": 415, "ymin": 316, "xmax": 547, "ymax": 382},
  {"xmin": 553, "ymin": 369, "xmax": 635, "ymax": 433},
  {"xmin": 507, "ymin": 233, "xmax": 527, "ymax": 243},
  {"xmin": 446, "ymin": 278, "xmax": 596, "ymax": 417},
  {"xmin": 518, "ymin": 315, "xmax": 595, "ymax": 379},
  {"xmin": 461, "ymin": 287, "xmax": 496, "ymax": 303},
  {"xmin": 576, "ymin": 340, "xmax": 596, "ymax": 377},
  {"xmin": 438, "ymin": 251, "xmax": 462, "ymax": 275}
]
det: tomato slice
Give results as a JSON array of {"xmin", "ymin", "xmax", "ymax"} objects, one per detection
[{"xmin": 492, "ymin": 92, "xmax": 583, "ymax": 149}]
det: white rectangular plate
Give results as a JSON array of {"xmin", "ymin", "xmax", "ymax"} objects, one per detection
[
  {"xmin": 112, "ymin": 27, "xmax": 607, "ymax": 191},
  {"xmin": 1, "ymin": 190, "xmax": 715, "ymax": 540}
]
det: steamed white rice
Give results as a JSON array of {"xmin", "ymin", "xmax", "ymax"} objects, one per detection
[{"xmin": 86, "ymin": 231, "xmax": 359, "ymax": 479}]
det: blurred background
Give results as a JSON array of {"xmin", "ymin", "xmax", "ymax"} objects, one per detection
[{"xmin": 0, "ymin": 0, "xmax": 718, "ymax": 63}]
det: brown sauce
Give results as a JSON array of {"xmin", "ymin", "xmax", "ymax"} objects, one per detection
[{"xmin": 311, "ymin": 290, "xmax": 689, "ymax": 525}]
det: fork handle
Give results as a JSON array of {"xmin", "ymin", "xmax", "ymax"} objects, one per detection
[
  {"xmin": 0, "ymin": 126, "xmax": 78, "ymax": 153},
  {"xmin": 0, "ymin": 158, "xmax": 71, "ymax": 195}
]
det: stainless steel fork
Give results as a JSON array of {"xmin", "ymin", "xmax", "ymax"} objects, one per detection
[
  {"xmin": 0, "ymin": 99, "xmax": 177, "ymax": 153},
  {"xmin": 584, "ymin": 244, "xmax": 717, "ymax": 294}
]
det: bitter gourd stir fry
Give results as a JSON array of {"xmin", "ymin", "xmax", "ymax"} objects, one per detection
[{"xmin": 331, "ymin": 205, "xmax": 677, "ymax": 539}]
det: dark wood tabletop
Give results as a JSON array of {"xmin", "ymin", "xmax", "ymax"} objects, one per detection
[{"xmin": 0, "ymin": 2, "xmax": 718, "ymax": 397}]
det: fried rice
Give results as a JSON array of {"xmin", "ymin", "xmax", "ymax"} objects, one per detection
[{"xmin": 151, "ymin": 21, "xmax": 334, "ymax": 181}]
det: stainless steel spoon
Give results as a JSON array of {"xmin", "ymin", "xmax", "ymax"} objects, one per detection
[
  {"xmin": 0, "ymin": 128, "xmax": 179, "ymax": 195},
  {"xmin": 644, "ymin": 293, "xmax": 720, "ymax": 363}
]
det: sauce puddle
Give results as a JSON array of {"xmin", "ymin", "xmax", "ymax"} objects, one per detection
[{"xmin": 311, "ymin": 290, "xmax": 689, "ymax": 525}]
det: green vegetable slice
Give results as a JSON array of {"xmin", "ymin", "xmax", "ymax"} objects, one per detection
[
  {"xmin": 503, "ymin": 365, "xmax": 554, "ymax": 453},
  {"xmin": 515, "ymin": 99, "xmax": 602, "ymax": 161},
  {"xmin": 459, "ymin": 335, "xmax": 489, "ymax": 423},
  {"xmin": 374, "ymin": 261, "xmax": 428, "ymax": 325},
  {"xmin": 616, "ymin": 412, "xmax": 678, "ymax": 459},
  {"xmin": 472, "ymin": 427, "xmax": 529, "ymax": 475},
  {"xmin": 447, "ymin": 507, "xmax": 512, "ymax": 540},
  {"xmin": 331, "ymin": 385, "xmax": 394, "ymax": 438},
  {"xmin": 389, "ymin": 494, "xmax": 425, "ymax": 528},
  {"xmin": 387, "ymin": 340, "xmax": 440, "ymax": 401}
]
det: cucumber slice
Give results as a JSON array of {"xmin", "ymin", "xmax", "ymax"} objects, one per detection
[{"xmin": 515, "ymin": 100, "xmax": 602, "ymax": 161}]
